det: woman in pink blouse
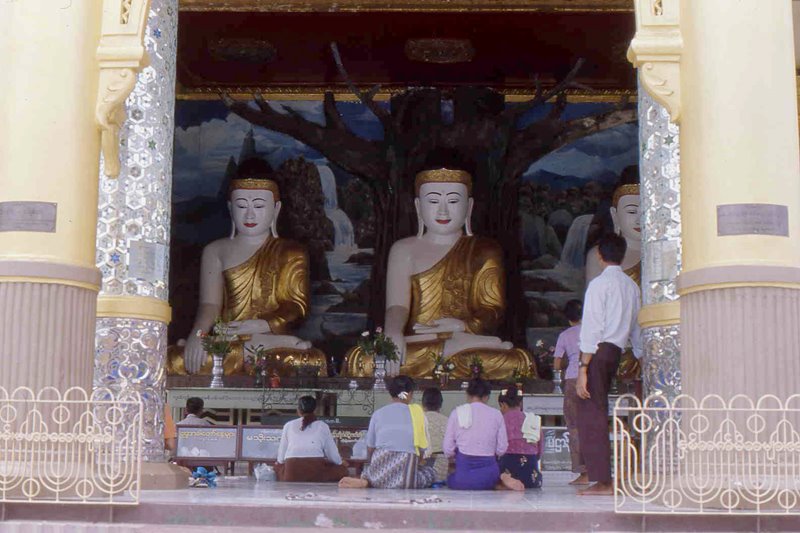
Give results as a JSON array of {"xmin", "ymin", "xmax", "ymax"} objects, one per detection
[
  {"xmin": 443, "ymin": 379, "xmax": 524, "ymax": 491},
  {"xmin": 498, "ymin": 386, "xmax": 542, "ymax": 488}
]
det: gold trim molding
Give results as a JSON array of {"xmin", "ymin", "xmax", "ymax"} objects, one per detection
[
  {"xmin": 638, "ymin": 300, "xmax": 680, "ymax": 328},
  {"xmin": 176, "ymin": 86, "xmax": 635, "ymax": 103},
  {"xmin": 95, "ymin": 0, "xmax": 152, "ymax": 178},
  {"xmin": 180, "ymin": 0, "xmax": 633, "ymax": 13},
  {"xmin": 97, "ymin": 295, "xmax": 172, "ymax": 324},
  {"xmin": 627, "ymin": 0, "xmax": 682, "ymax": 123}
]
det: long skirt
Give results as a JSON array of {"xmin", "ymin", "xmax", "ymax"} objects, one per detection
[
  {"xmin": 563, "ymin": 379, "xmax": 586, "ymax": 474},
  {"xmin": 361, "ymin": 448, "xmax": 435, "ymax": 489},
  {"xmin": 499, "ymin": 453, "xmax": 542, "ymax": 489},
  {"xmin": 577, "ymin": 342, "xmax": 621, "ymax": 484},
  {"xmin": 274, "ymin": 457, "xmax": 348, "ymax": 482},
  {"xmin": 447, "ymin": 451, "xmax": 500, "ymax": 490}
]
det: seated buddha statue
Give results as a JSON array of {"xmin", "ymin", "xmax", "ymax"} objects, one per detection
[
  {"xmin": 345, "ymin": 166, "xmax": 536, "ymax": 380},
  {"xmin": 585, "ymin": 178, "xmax": 642, "ymax": 380},
  {"xmin": 167, "ymin": 158, "xmax": 326, "ymax": 377}
]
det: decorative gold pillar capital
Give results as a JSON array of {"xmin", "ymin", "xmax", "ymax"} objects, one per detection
[
  {"xmin": 638, "ymin": 300, "xmax": 680, "ymax": 329},
  {"xmin": 97, "ymin": 295, "xmax": 172, "ymax": 324},
  {"xmin": 95, "ymin": 0, "xmax": 152, "ymax": 178},
  {"xmin": 627, "ymin": 0, "xmax": 683, "ymax": 123}
]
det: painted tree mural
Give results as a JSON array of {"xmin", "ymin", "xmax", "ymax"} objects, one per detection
[{"xmin": 223, "ymin": 45, "xmax": 636, "ymax": 344}]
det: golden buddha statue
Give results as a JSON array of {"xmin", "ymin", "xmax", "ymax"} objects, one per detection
[
  {"xmin": 345, "ymin": 167, "xmax": 536, "ymax": 380},
  {"xmin": 167, "ymin": 159, "xmax": 326, "ymax": 377},
  {"xmin": 586, "ymin": 180, "xmax": 642, "ymax": 380}
]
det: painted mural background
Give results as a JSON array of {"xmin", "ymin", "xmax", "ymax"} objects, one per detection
[{"xmin": 171, "ymin": 99, "xmax": 638, "ymax": 371}]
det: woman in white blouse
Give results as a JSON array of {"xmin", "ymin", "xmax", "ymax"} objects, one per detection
[{"xmin": 274, "ymin": 396, "xmax": 348, "ymax": 482}]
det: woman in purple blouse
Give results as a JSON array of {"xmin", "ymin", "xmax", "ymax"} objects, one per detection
[
  {"xmin": 498, "ymin": 386, "xmax": 543, "ymax": 489},
  {"xmin": 443, "ymin": 379, "xmax": 524, "ymax": 491}
]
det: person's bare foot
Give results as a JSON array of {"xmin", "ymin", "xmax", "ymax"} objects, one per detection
[
  {"xmin": 578, "ymin": 482, "xmax": 613, "ymax": 496},
  {"xmin": 498, "ymin": 473, "xmax": 525, "ymax": 491},
  {"xmin": 569, "ymin": 473, "xmax": 590, "ymax": 485},
  {"xmin": 338, "ymin": 477, "xmax": 368, "ymax": 489}
]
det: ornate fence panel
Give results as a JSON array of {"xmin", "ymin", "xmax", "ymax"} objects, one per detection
[
  {"xmin": 0, "ymin": 387, "xmax": 143, "ymax": 504},
  {"xmin": 614, "ymin": 394, "xmax": 800, "ymax": 515}
]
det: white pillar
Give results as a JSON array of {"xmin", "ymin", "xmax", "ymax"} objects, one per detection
[
  {"xmin": 636, "ymin": 89, "xmax": 682, "ymax": 401},
  {"xmin": 94, "ymin": 0, "xmax": 177, "ymax": 463}
]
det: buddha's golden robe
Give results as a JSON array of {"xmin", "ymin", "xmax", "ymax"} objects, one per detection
[
  {"xmin": 167, "ymin": 238, "xmax": 326, "ymax": 377},
  {"xmin": 345, "ymin": 236, "xmax": 535, "ymax": 380},
  {"xmin": 617, "ymin": 261, "xmax": 642, "ymax": 381}
]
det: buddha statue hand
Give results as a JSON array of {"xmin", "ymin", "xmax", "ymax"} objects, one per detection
[
  {"xmin": 227, "ymin": 319, "xmax": 271, "ymax": 336},
  {"xmin": 184, "ymin": 333, "xmax": 209, "ymax": 374},
  {"xmin": 412, "ymin": 318, "xmax": 467, "ymax": 335},
  {"xmin": 443, "ymin": 332, "xmax": 513, "ymax": 358},
  {"xmin": 386, "ymin": 331, "xmax": 407, "ymax": 365},
  {"xmin": 247, "ymin": 334, "xmax": 312, "ymax": 351}
]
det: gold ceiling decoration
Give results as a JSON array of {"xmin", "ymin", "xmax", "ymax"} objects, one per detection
[
  {"xmin": 175, "ymin": 85, "xmax": 636, "ymax": 103},
  {"xmin": 405, "ymin": 38, "xmax": 475, "ymax": 64},
  {"xmin": 180, "ymin": 0, "xmax": 633, "ymax": 12}
]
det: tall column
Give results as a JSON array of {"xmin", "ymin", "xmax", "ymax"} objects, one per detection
[
  {"xmin": 94, "ymin": 0, "xmax": 177, "ymax": 464},
  {"xmin": 677, "ymin": 0, "xmax": 800, "ymax": 400},
  {"xmin": 0, "ymin": 1, "xmax": 147, "ymax": 393},
  {"xmin": 636, "ymin": 90, "xmax": 682, "ymax": 401},
  {"xmin": 628, "ymin": 0, "xmax": 684, "ymax": 401}
]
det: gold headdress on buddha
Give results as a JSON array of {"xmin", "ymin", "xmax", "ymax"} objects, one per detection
[
  {"xmin": 414, "ymin": 168, "xmax": 473, "ymax": 196},
  {"xmin": 229, "ymin": 178, "xmax": 281, "ymax": 202},
  {"xmin": 612, "ymin": 183, "xmax": 639, "ymax": 208}
]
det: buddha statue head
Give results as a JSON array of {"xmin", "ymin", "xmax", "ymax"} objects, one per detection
[
  {"xmin": 228, "ymin": 157, "xmax": 281, "ymax": 239},
  {"xmin": 414, "ymin": 168, "xmax": 475, "ymax": 238},
  {"xmin": 609, "ymin": 182, "xmax": 640, "ymax": 246}
]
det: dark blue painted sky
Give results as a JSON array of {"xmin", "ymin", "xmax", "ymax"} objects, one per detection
[{"xmin": 172, "ymin": 100, "xmax": 638, "ymax": 202}]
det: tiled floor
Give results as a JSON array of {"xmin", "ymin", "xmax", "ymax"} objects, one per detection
[
  {"xmin": 139, "ymin": 471, "xmax": 614, "ymax": 513},
  {"xmin": 5, "ymin": 473, "xmax": 800, "ymax": 531}
]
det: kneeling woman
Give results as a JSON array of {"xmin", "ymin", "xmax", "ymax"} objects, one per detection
[
  {"xmin": 339, "ymin": 376, "xmax": 434, "ymax": 489},
  {"xmin": 444, "ymin": 378, "xmax": 524, "ymax": 491},
  {"xmin": 275, "ymin": 396, "xmax": 348, "ymax": 482},
  {"xmin": 498, "ymin": 386, "xmax": 542, "ymax": 489}
]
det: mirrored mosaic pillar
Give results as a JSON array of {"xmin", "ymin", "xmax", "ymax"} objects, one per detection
[
  {"xmin": 637, "ymin": 88, "xmax": 682, "ymax": 401},
  {"xmin": 94, "ymin": 0, "xmax": 177, "ymax": 461}
]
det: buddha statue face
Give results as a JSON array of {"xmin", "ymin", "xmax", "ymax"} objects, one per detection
[
  {"xmin": 415, "ymin": 182, "xmax": 473, "ymax": 237},
  {"xmin": 228, "ymin": 188, "xmax": 281, "ymax": 238},
  {"xmin": 610, "ymin": 192, "xmax": 641, "ymax": 245}
]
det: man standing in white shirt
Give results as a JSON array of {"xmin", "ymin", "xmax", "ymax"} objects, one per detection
[{"xmin": 576, "ymin": 234, "xmax": 641, "ymax": 496}]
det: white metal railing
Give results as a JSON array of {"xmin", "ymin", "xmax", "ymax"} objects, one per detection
[
  {"xmin": 0, "ymin": 386, "xmax": 143, "ymax": 505},
  {"xmin": 614, "ymin": 393, "xmax": 800, "ymax": 515}
]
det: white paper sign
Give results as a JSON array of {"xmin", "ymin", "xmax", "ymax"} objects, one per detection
[
  {"xmin": 176, "ymin": 426, "xmax": 238, "ymax": 460},
  {"xmin": 128, "ymin": 240, "xmax": 167, "ymax": 282},
  {"xmin": 645, "ymin": 240, "xmax": 678, "ymax": 282}
]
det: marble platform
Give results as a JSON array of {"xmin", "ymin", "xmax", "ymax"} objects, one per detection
[{"xmin": 3, "ymin": 472, "xmax": 800, "ymax": 532}]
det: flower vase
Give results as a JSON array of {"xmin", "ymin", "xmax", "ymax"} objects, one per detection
[
  {"xmin": 254, "ymin": 370, "xmax": 265, "ymax": 388},
  {"xmin": 209, "ymin": 354, "xmax": 225, "ymax": 388},
  {"xmin": 439, "ymin": 373, "xmax": 449, "ymax": 389},
  {"xmin": 373, "ymin": 355, "xmax": 387, "ymax": 390},
  {"xmin": 609, "ymin": 376, "xmax": 619, "ymax": 396},
  {"xmin": 552, "ymin": 369, "xmax": 563, "ymax": 394}
]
